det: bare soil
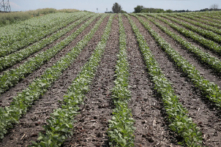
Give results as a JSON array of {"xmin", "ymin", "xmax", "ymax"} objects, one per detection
[
  {"xmin": 0, "ymin": 16, "xmax": 100, "ymax": 108},
  {"xmin": 123, "ymin": 15, "xmax": 179, "ymax": 147},
  {"xmin": 63, "ymin": 15, "xmax": 119, "ymax": 147},
  {"xmin": 132, "ymin": 15, "xmax": 221, "ymax": 147}
]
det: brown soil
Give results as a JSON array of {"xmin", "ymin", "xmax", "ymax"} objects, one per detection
[
  {"xmin": 156, "ymin": 15, "xmax": 221, "ymax": 58},
  {"xmin": 63, "ymin": 15, "xmax": 119, "ymax": 147},
  {"xmin": 142, "ymin": 16, "xmax": 221, "ymax": 91},
  {"xmin": 0, "ymin": 16, "xmax": 100, "ymax": 107},
  {"xmin": 0, "ymin": 16, "xmax": 85, "ymax": 74},
  {"xmin": 123, "ymin": 16, "xmax": 179, "ymax": 147},
  {"xmin": 165, "ymin": 15, "xmax": 221, "ymax": 44},
  {"xmin": 131, "ymin": 16, "xmax": 221, "ymax": 146},
  {"xmin": 0, "ymin": 16, "xmax": 109, "ymax": 147}
]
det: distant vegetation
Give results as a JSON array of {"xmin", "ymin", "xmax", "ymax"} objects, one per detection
[
  {"xmin": 133, "ymin": 4, "xmax": 220, "ymax": 13},
  {"xmin": 0, "ymin": 8, "xmax": 79, "ymax": 27}
]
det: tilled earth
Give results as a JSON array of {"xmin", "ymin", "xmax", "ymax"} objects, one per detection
[{"xmin": 1, "ymin": 14, "xmax": 221, "ymax": 147}]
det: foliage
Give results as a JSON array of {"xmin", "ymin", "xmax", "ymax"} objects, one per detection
[
  {"xmin": 154, "ymin": 15, "xmax": 221, "ymax": 54},
  {"xmin": 161, "ymin": 15, "xmax": 221, "ymax": 43},
  {"xmin": 0, "ymin": 8, "xmax": 79, "ymax": 27},
  {"xmin": 0, "ymin": 14, "xmax": 103, "ymax": 140},
  {"xmin": 0, "ymin": 15, "xmax": 98, "ymax": 95},
  {"xmin": 128, "ymin": 14, "xmax": 203, "ymax": 146},
  {"xmin": 112, "ymin": 3, "xmax": 122, "ymax": 13},
  {"xmin": 134, "ymin": 5, "xmax": 144, "ymax": 13},
  {"xmin": 108, "ymin": 14, "xmax": 135, "ymax": 147},
  {"xmin": 32, "ymin": 14, "xmax": 114, "ymax": 147},
  {"xmin": 142, "ymin": 14, "xmax": 221, "ymax": 74},
  {"xmin": 0, "ymin": 12, "xmax": 86, "ymax": 57},
  {"xmin": 0, "ymin": 14, "xmax": 91, "ymax": 71}
]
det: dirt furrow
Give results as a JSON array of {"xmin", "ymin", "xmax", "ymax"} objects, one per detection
[
  {"xmin": 63, "ymin": 15, "xmax": 118, "ymax": 147},
  {"xmin": 142, "ymin": 17, "xmax": 221, "ymax": 91},
  {"xmin": 122, "ymin": 15, "xmax": 178, "ymax": 146},
  {"xmin": 0, "ymin": 17, "xmax": 87, "ymax": 75},
  {"xmin": 0, "ymin": 17, "xmax": 100, "ymax": 107},
  {"xmin": 131, "ymin": 16, "xmax": 221, "ymax": 147},
  {"xmin": 0, "ymin": 16, "xmax": 109, "ymax": 147},
  {"xmin": 153, "ymin": 16, "xmax": 221, "ymax": 60}
]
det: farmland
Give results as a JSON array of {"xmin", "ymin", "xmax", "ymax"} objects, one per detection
[{"xmin": 0, "ymin": 11, "xmax": 221, "ymax": 147}]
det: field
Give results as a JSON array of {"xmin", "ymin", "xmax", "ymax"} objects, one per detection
[{"xmin": 0, "ymin": 11, "xmax": 221, "ymax": 147}]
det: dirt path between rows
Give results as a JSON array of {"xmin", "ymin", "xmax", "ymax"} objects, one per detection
[
  {"xmin": 131, "ymin": 16, "xmax": 221, "ymax": 147},
  {"xmin": 0, "ymin": 16, "xmax": 109, "ymax": 147},
  {"xmin": 0, "ymin": 16, "xmax": 85, "ymax": 74},
  {"xmin": 123, "ymin": 15, "xmax": 178, "ymax": 146},
  {"xmin": 63, "ymin": 15, "xmax": 119, "ymax": 147},
  {"xmin": 0, "ymin": 17, "xmax": 100, "ymax": 108},
  {"xmin": 155, "ymin": 16, "xmax": 221, "ymax": 59},
  {"xmin": 166, "ymin": 16, "xmax": 221, "ymax": 44}
]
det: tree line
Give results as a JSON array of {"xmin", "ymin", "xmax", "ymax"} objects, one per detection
[{"xmin": 107, "ymin": 3, "xmax": 220, "ymax": 13}]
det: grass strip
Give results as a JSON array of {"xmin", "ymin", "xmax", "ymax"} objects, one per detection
[
  {"xmin": 0, "ymin": 14, "xmax": 91, "ymax": 71},
  {"xmin": 31, "ymin": 14, "xmax": 114, "ymax": 147},
  {"xmin": 128, "ymin": 14, "xmax": 203, "ymax": 146},
  {"xmin": 0, "ymin": 14, "xmax": 107, "ymax": 140},
  {"xmin": 0, "ymin": 15, "xmax": 99, "ymax": 95},
  {"xmin": 141, "ymin": 14, "xmax": 221, "ymax": 73},
  {"xmin": 108, "ymin": 14, "xmax": 135, "ymax": 147}
]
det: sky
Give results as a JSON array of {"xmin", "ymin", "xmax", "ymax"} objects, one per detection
[{"xmin": 9, "ymin": 0, "xmax": 221, "ymax": 13}]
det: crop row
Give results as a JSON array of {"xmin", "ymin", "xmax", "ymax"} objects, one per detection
[
  {"xmin": 193, "ymin": 14, "xmax": 221, "ymax": 24},
  {"xmin": 181, "ymin": 14, "xmax": 221, "ymax": 28},
  {"xmin": 142, "ymin": 14, "xmax": 221, "ymax": 113},
  {"xmin": 135, "ymin": 14, "xmax": 221, "ymax": 143},
  {"xmin": 161, "ymin": 15, "xmax": 221, "ymax": 44},
  {"xmin": 0, "ymin": 12, "xmax": 82, "ymax": 46},
  {"xmin": 171, "ymin": 14, "xmax": 221, "ymax": 36},
  {"xmin": 0, "ymin": 13, "xmax": 85, "ymax": 57},
  {"xmin": 141, "ymin": 14, "xmax": 221, "ymax": 73},
  {"xmin": 108, "ymin": 14, "xmax": 135, "ymax": 147},
  {"xmin": 32, "ymin": 14, "xmax": 114, "ymax": 146},
  {"xmin": 0, "ymin": 14, "xmax": 92, "ymax": 71},
  {"xmin": 129, "ymin": 14, "xmax": 203, "ymax": 146},
  {"xmin": 0, "ymin": 14, "xmax": 107, "ymax": 140},
  {"xmin": 0, "ymin": 15, "xmax": 99, "ymax": 95},
  {"xmin": 154, "ymin": 15, "xmax": 221, "ymax": 54}
]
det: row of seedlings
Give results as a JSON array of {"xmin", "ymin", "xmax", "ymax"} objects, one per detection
[
  {"xmin": 127, "ymin": 14, "xmax": 203, "ymax": 146},
  {"xmin": 136, "ymin": 15, "xmax": 221, "ymax": 109},
  {"xmin": 0, "ymin": 14, "xmax": 108, "ymax": 140},
  {"xmin": 108, "ymin": 14, "xmax": 135, "ymax": 147},
  {"xmin": 160, "ymin": 15, "xmax": 221, "ymax": 44},
  {"xmin": 135, "ymin": 14, "xmax": 221, "ymax": 141},
  {"xmin": 152, "ymin": 15, "xmax": 221, "ymax": 55},
  {"xmin": 0, "ymin": 14, "xmax": 92, "ymax": 71},
  {"xmin": 190, "ymin": 14, "xmax": 221, "ymax": 26},
  {"xmin": 31, "ymin": 14, "xmax": 114, "ymax": 147},
  {"xmin": 0, "ymin": 15, "xmax": 100, "ymax": 94},
  {"xmin": 0, "ymin": 12, "xmax": 84, "ymax": 57},
  {"xmin": 171, "ymin": 14, "xmax": 221, "ymax": 35},
  {"xmin": 140, "ymin": 14, "xmax": 221, "ymax": 73}
]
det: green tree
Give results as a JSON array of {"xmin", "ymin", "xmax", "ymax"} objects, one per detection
[
  {"xmin": 112, "ymin": 3, "xmax": 122, "ymax": 13},
  {"xmin": 134, "ymin": 5, "xmax": 144, "ymax": 13}
]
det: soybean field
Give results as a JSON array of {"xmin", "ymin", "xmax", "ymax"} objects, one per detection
[{"xmin": 1, "ymin": 11, "xmax": 221, "ymax": 147}]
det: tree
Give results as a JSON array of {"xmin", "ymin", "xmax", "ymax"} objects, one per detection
[
  {"xmin": 134, "ymin": 5, "xmax": 144, "ymax": 13},
  {"xmin": 211, "ymin": 4, "xmax": 218, "ymax": 10},
  {"xmin": 112, "ymin": 3, "xmax": 122, "ymax": 13}
]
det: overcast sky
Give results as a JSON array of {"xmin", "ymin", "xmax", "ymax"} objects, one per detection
[{"xmin": 10, "ymin": 0, "xmax": 221, "ymax": 12}]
